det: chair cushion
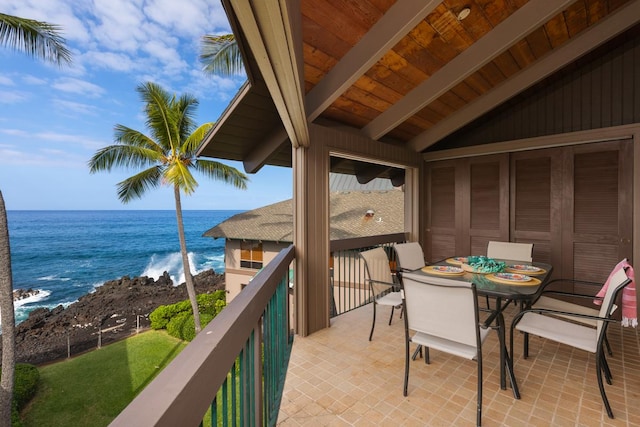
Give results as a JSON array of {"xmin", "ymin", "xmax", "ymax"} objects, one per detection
[
  {"xmin": 410, "ymin": 327, "xmax": 491, "ymax": 360},
  {"xmin": 516, "ymin": 312, "xmax": 598, "ymax": 353},
  {"xmin": 376, "ymin": 291, "xmax": 402, "ymax": 306}
]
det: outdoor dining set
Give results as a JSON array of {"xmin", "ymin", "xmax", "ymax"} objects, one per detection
[{"xmin": 359, "ymin": 241, "xmax": 636, "ymax": 427}]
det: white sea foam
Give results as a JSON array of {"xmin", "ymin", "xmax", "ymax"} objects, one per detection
[
  {"xmin": 202, "ymin": 253, "xmax": 225, "ymax": 272},
  {"xmin": 141, "ymin": 252, "xmax": 199, "ymax": 285},
  {"xmin": 14, "ymin": 289, "xmax": 51, "ymax": 308},
  {"xmin": 37, "ymin": 275, "xmax": 70, "ymax": 282}
]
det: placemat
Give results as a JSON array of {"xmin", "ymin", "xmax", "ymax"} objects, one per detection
[
  {"xmin": 445, "ymin": 257, "xmax": 467, "ymax": 265},
  {"xmin": 486, "ymin": 274, "xmax": 541, "ymax": 286},
  {"xmin": 505, "ymin": 266, "xmax": 547, "ymax": 275},
  {"xmin": 421, "ymin": 266, "xmax": 466, "ymax": 276}
]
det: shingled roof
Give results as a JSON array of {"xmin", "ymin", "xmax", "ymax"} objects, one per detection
[{"xmin": 203, "ymin": 189, "xmax": 403, "ymax": 243}]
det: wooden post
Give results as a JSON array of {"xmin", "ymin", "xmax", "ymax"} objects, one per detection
[
  {"xmin": 98, "ymin": 327, "xmax": 102, "ymax": 349},
  {"xmin": 67, "ymin": 332, "xmax": 70, "ymax": 359}
]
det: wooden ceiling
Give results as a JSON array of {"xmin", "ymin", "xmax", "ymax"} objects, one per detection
[{"xmin": 199, "ymin": 0, "xmax": 639, "ymax": 174}]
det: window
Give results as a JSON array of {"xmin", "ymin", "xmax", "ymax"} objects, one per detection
[{"xmin": 240, "ymin": 241, "xmax": 263, "ymax": 269}]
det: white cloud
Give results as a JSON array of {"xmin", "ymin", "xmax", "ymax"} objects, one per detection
[
  {"xmin": 81, "ymin": 51, "xmax": 140, "ymax": 73},
  {"xmin": 52, "ymin": 99, "xmax": 100, "ymax": 116},
  {"xmin": 0, "ymin": 90, "xmax": 29, "ymax": 104},
  {"xmin": 52, "ymin": 77, "xmax": 105, "ymax": 97},
  {"xmin": 21, "ymin": 75, "xmax": 48, "ymax": 85},
  {"xmin": 0, "ymin": 129, "xmax": 29, "ymax": 137},
  {"xmin": 0, "ymin": 75, "xmax": 15, "ymax": 86}
]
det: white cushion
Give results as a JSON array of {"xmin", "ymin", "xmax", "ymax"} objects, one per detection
[
  {"xmin": 411, "ymin": 327, "xmax": 491, "ymax": 360},
  {"xmin": 516, "ymin": 312, "xmax": 598, "ymax": 353},
  {"xmin": 376, "ymin": 291, "xmax": 402, "ymax": 306}
]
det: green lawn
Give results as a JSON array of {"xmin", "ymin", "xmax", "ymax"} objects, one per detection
[{"xmin": 20, "ymin": 330, "xmax": 187, "ymax": 427}]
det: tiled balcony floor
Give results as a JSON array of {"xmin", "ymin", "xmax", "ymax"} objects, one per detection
[{"xmin": 278, "ymin": 302, "xmax": 640, "ymax": 426}]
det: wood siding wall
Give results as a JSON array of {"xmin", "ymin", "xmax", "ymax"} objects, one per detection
[
  {"xmin": 434, "ymin": 26, "xmax": 640, "ymax": 149},
  {"xmin": 425, "ymin": 140, "xmax": 634, "ymax": 299},
  {"xmin": 295, "ymin": 124, "xmax": 420, "ymax": 335}
]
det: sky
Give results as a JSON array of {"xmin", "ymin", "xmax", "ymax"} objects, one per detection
[{"xmin": 0, "ymin": 0, "xmax": 293, "ymax": 210}]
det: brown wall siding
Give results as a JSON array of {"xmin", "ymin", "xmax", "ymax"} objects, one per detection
[
  {"xmin": 432, "ymin": 26, "xmax": 640, "ymax": 149},
  {"xmin": 297, "ymin": 124, "xmax": 419, "ymax": 335}
]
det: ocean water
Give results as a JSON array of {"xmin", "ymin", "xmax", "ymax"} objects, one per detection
[{"xmin": 6, "ymin": 210, "xmax": 241, "ymax": 324}]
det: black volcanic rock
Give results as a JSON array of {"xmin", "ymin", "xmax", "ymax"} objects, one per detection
[{"xmin": 7, "ymin": 270, "xmax": 225, "ymax": 366}]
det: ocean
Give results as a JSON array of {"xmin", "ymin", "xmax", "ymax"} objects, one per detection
[{"xmin": 5, "ymin": 210, "xmax": 241, "ymax": 324}]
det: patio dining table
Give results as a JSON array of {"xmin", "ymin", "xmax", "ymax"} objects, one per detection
[{"xmin": 410, "ymin": 257, "xmax": 553, "ymax": 399}]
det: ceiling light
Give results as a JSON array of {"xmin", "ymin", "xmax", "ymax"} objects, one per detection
[{"xmin": 457, "ymin": 6, "xmax": 471, "ymax": 21}]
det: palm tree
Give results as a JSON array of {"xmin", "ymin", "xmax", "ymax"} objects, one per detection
[
  {"xmin": 200, "ymin": 33, "xmax": 243, "ymax": 76},
  {"xmin": 0, "ymin": 13, "xmax": 71, "ymax": 65},
  {"xmin": 89, "ymin": 82, "xmax": 248, "ymax": 335},
  {"xmin": 0, "ymin": 13, "xmax": 71, "ymax": 425}
]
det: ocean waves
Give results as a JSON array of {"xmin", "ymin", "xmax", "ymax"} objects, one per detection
[{"xmin": 6, "ymin": 210, "xmax": 239, "ymax": 324}]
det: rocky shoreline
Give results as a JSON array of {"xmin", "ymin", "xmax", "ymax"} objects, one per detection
[{"xmin": 4, "ymin": 270, "xmax": 225, "ymax": 366}]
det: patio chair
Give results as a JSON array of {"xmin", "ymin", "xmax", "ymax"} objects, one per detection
[
  {"xmin": 510, "ymin": 267, "xmax": 632, "ymax": 419},
  {"xmin": 360, "ymin": 247, "xmax": 402, "ymax": 341},
  {"xmin": 524, "ymin": 258, "xmax": 634, "ymax": 359},
  {"xmin": 486, "ymin": 241, "xmax": 534, "ymax": 308},
  {"xmin": 393, "ymin": 241, "xmax": 427, "ymax": 274},
  {"xmin": 401, "ymin": 272, "xmax": 493, "ymax": 427},
  {"xmin": 525, "ymin": 280, "xmax": 617, "ymax": 358}
]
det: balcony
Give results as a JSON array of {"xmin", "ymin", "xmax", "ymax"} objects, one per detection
[
  {"xmin": 111, "ymin": 240, "xmax": 639, "ymax": 426},
  {"xmin": 278, "ymin": 301, "xmax": 640, "ymax": 426}
]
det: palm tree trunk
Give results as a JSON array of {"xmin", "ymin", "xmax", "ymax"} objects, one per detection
[
  {"xmin": 0, "ymin": 190, "xmax": 16, "ymax": 425},
  {"xmin": 173, "ymin": 185, "xmax": 201, "ymax": 334}
]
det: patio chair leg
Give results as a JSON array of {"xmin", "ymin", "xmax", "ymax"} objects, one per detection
[
  {"xmin": 403, "ymin": 341, "xmax": 410, "ymax": 396},
  {"xmin": 523, "ymin": 332, "xmax": 529, "ymax": 359},
  {"xmin": 424, "ymin": 347, "xmax": 430, "ymax": 364},
  {"xmin": 604, "ymin": 334, "xmax": 613, "ymax": 356},
  {"xmin": 477, "ymin": 356, "xmax": 483, "ymax": 427},
  {"xmin": 369, "ymin": 302, "xmax": 377, "ymax": 341},
  {"xmin": 485, "ymin": 295, "xmax": 491, "ymax": 309},
  {"xmin": 601, "ymin": 353, "xmax": 613, "ymax": 385},
  {"xmin": 388, "ymin": 306, "xmax": 395, "ymax": 325},
  {"xmin": 411, "ymin": 345, "xmax": 422, "ymax": 361},
  {"xmin": 596, "ymin": 353, "xmax": 615, "ymax": 418}
]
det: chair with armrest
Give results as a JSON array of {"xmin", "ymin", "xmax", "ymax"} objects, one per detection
[
  {"xmin": 486, "ymin": 241, "xmax": 533, "ymax": 262},
  {"xmin": 401, "ymin": 272, "xmax": 493, "ymax": 427},
  {"xmin": 525, "ymin": 258, "xmax": 634, "ymax": 358},
  {"xmin": 526, "ymin": 279, "xmax": 616, "ymax": 358},
  {"xmin": 393, "ymin": 242, "xmax": 427, "ymax": 273},
  {"xmin": 360, "ymin": 247, "xmax": 402, "ymax": 341},
  {"xmin": 510, "ymin": 267, "xmax": 632, "ymax": 419},
  {"xmin": 485, "ymin": 241, "xmax": 534, "ymax": 308}
]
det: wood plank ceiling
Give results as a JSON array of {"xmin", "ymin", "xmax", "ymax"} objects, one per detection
[
  {"xmin": 302, "ymin": 0, "xmax": 633, "ymax": 145},
  {"xmin": 199, "ymin": 0, "xmax": 639, "ymax": 176}
]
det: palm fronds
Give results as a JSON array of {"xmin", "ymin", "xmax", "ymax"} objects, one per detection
[
  {"xmin": 200, "ymin": 34, "xmax": 243, "ymax": 76},
  {"xmin": 116, "ymin": 166, "xmax": 163, "ymax": 203},
  {"xmin": 0, "ymin": 13, "xmax": 71, "ymax": 65},
  {"xmin": 196, "ymin": 160, "xmax": 249, "ymax": 190}
]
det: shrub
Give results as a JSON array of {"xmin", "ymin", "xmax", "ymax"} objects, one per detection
[
  {"xmin": 149, "ymin": 300, "xmax": 191, "ymax": 329},
  {"xmin": 8, "ymin": 363, "xmax": 40, "ymax": 426},
  {"xmin": 166, "ymin": 312, "xmax": 215, "ymax": 341},
  {"xmin": 197, "ymin": 291, "xmax": 226, "ymax": 316},
  {"xmin": 14, "ymin": 363, "xmax": 39, "ymax": 409},
  {"xmin": 149, "ymin": 291, "xmax": 226, "ymax": 330}
]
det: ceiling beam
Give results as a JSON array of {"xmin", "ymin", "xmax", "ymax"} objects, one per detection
[
  {"xmin": 243, "ymin": 125, "xmax": 288, "ymax": 173},
  {"xmin": 229, "ymin": 0, "xmax": 309, "ymax": 148},
  {"xmin": 363, "ymin": 0, "xmax": 575, "ymax": 140},
  {"xmin": 305, "ymin": 0, "xmax": 440, "ymax": 121},
  {"xmin": 411, "ymin": 0, "xmax": 640, "ymax": 152}
]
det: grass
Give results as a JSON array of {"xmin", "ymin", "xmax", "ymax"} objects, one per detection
[{"xmin": 20, "ymin": 330, "xmax": 187, "ymax": 427}]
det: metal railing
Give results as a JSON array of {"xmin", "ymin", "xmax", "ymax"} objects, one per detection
[
  {"xmin": 110, "ymin": 245, "xmax": 295, "ymax": 427},
  {"xmin": 329, "ymin": 233, "xmax": 406, "ymax": 317}
]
